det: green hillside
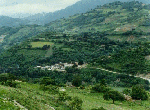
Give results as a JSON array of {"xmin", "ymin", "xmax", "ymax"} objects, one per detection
[
  {"xmin": 0, "ymin": 1, "xmax": 150, "ymax": 53},
  {"xmin": 0, "ymin": 1, "xmax": 149, "ymax": 81},
  {"xmin": 0, "ymin": 25, "xmax": 48, "ymax": 52},
  {"xmin": 46, "ymin": 1, "xmax": 150, "ymax": 42},
  {"xmin": 0, "ymin": 16, "xmax": 29, "ymax": 27},
  {"xmin": 0, "ymin": 74, "xmax": 150, "ymax": 110},
  {"xmin": 0, "ymin": 1, "xmax": 150, "ymax": 109}
]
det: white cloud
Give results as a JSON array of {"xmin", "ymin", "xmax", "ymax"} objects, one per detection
[
  {"xmin": 0, "ymin": 4, "xmax": 60, "ymax": 14},
  {"xmin": 0, "ymin": 0, "xmax": 81, "ymax": 17},
  {"xmin": 0, "ymin": 0, "xmax": 6, "ymax": 5}
]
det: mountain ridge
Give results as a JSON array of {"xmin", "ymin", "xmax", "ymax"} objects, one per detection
[
  {"xmin": 0, "ymin": 16, "xmax": 29, "ymax": 27},
  {"xmin": 24, "ymin": 0, "xmax": 150, "ymax": 25}
]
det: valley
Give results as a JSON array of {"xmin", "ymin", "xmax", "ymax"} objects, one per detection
[{"xmin": 0, "ymin": 1, "xmax": 150, "ymax": 110}]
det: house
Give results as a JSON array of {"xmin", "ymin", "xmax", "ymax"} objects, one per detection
[{"xmin": 35, "ymin": 62, "xmax": 81, "ymax": 71}]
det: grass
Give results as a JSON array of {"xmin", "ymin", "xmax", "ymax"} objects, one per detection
[
  {"xmin": 0, "ymin": 81, "xmax": 150, "ymax": 110},
  {"xmin": 66, "ymin": 87, "xmax": 150, "ymax": 110},
  {"xmin": 0, "ymin": 82, "xmax": 68, "ymax": 110},
  {"xmin": 66, "ymin": 87, "xmax": 127, "ymax": 110},
  {"xmin": 110, "ymin": 87, "xmax": 130, "ymax": 92},
  {"xmin": 62, "ymin": 48, "xmax": 72, "ymax": 51},
  {"xmin": 17, "ymin": 49, "xmax": 46, "ymax": 61},
  {"xmin": 0, "ymin": 89, "xmax": 19, "ymax": 110},
  {"xmin": 30, "ymin": 42, "xmax": 54, "ymax": 48},
  {"xmin": 45, "ymin": 48, "xmax": 53, "ymax": 57}
]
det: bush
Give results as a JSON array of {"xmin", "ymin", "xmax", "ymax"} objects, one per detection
[
  {"xmin": 58, "ymin": 91, "xmax": 71, "ymax": 101},
  {"xmin": 72, "ymin": 75, "xmax": 82, "ymax": 87},
  {"xmin": 131, "ymin": 84, "xmax": 148, "ymax": 100},
  {"xmin": 40, "ymin": 77, "xmax": 55, "ymax": 86},
  {"xmin": 91, "ymin": 84, "xmax": 110, "ymax": 93},
  {"xmin": 103, "ymin": 90, "xmax": 125, "ymax": 103},
  {"xmin": 40, "ymin": 84, "xmax": 58, "ymax": 94},
  {"xmin": 123, "ymin": 89, "xmax": 131, "ymax": 95},
  {"xmin": 79, "ymin": 85, "xmax": 85, "ymax": 89},
  {"xmin": 5, "ymin": 81, "xmax": 17, "ymax": 88},
  {"xmin": 69, "ymin": 96, "xmax": 83, "ymax": 110},
  {"xmin": 91, "ymin": 107, "xmax": 106, "ymax": 110}
]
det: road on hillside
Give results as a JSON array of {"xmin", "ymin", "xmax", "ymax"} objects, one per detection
[{"xmin": 90, "ymin": 67, "xmax": 150, "ymax": 83}]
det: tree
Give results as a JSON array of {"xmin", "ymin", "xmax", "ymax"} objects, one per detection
[
  {"xmin": 42, "ymin": 45, "xmax": 50, "ymax": 50},
  {"xmin": 40, "ymin": 77, "xmax": 55, "ymax": 86},
  {"xmin": 0, "ymin": 73, "xmax": 8, "ymax": 83},
  {"xmin": 91, "ymin": 107, "xmax": 106, "ymax": 110},
  {"xmin": 123, "ymin": 89, "xmax": 131, "ymax": 95},
  {"xmin": 27, "ymin": 44, "xmax": 32, "ymax": 49},
  {"xmin": 91, "ymin": 84, "xmax": 109, "ymax": 93},
  {"xmin": 69, "ymin": 97, "xmax": 83, "ymax": 110},
  {"xmin": 91, "ymin": 79, "xmax": 108, "ymax": 93},
  {"xmin": 103, "ymin": 90, "xmax": 125, "ymax": 103},
  {"xmin": 72, "ymin": 75, "xmax": 82, "ymax": 87},
  {"xmin": 78, "ymin": 60, "xmax": 84, "ymax": 65},
  {"xmin": 131, "ymin": 84, "xmax": 148, "ymax": 100},
  {"xmin": 0, "ymin": 73, "xmax": 16, "ymax": 83},
  {"xmin": 100, "ymin": 79, "xmax": 107, "ymax": 86}
]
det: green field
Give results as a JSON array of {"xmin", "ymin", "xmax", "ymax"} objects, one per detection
[
  {"xmin": 30, "ymin": 42, "xmax": 54, "ymax": 48},
  {"xmin": 0, "ymin": 78, "xmax": 150, "ymax": 110},
  {"xmin": 66, "ymin": 87, "xmax": 150, "ymax": 110}
]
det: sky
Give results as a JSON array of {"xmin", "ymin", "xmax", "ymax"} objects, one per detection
[{"xmin": 0, "ymin": 0, "xmax": 81, "ymax": 18}]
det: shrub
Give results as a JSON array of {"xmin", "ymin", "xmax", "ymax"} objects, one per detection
[
  {"xmin": 103, "ymin": 90, "xmax": 125, "ymax": 103},
  {"xmin": 40, "ymin": 84, "xmax": 58, "ymax": 94},
  {"xmin": 79, "ymin": 85, "xmax": 85, "ymax": 89},
  {"xmin": 91, "ymin": 107, "xmax": 106, "ymax": 110},
  {"xmin": 131, "ymin": 84, "xmax": 148, "ymax": 100},
  {"xmin": 69, "ymin": 96, "xmax": 83, "ymax": 110},
  {"xmin": 91, "ymin": 84, "xmax": 110, "ymax": 93},
  {"xmin": 58, "ymin": 91, "xmax": 70, "ymax": 101},
  {"xmin": 72, "ymin": 75, "xmax": 82, "ymax": 87},
  {"xmin": 123, "ymin": 89, "xmax": 131, "ymax": 95},
  {"xmin": 40, "ymin": 77, "xmax": 55, "ymax": 86},
  {"xmin": 5, "ymin": 81, "xmax": 17, "ymax": 88}
]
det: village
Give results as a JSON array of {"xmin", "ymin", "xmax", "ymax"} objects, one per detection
[{"xmin": 35, "ymin": 62, "xmax": 87, "ymax": 72}]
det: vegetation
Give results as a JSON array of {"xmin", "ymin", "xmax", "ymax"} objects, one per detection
[
  {"xmin": 131, "ymin": 84, "xmax": 148, "ymax": 100},
  {"xmin": 103, "ymin": 90, "xmax": 125, "ymax": 103},
  {"xmin": 0, "ymin": 1, "xmax": 150, "ymax": 109},
  {"xmin": 0, "ymin": 73, "xmax": 149, "ymax": 110},
  {"xmin": 1, "ymin": 1, "xmax": 150, "ymax": 53}
]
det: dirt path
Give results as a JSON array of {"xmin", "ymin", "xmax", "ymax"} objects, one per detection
[
  {"xmin": 13, "ymin": 100, "xmax": 28, "ymax": 110},
  {"xmin": 45, "ymin": 104, "xmax": 55, "ymax": 110},
  {"xmin": 90, "ymin": 67, "xmax": 150, "ymax": 83}
]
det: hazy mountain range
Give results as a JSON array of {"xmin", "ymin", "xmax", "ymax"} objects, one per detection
[
  {"xmin": 24, "ymin": 0, "xmax": 150, "ymax": 25},
  {"xmin": 0, "ymin": 16, "xmax": 29, "ymax": 27},
  {"xmin": 0, "ymin": 0, "xmax": 150, "ymax": 27}
]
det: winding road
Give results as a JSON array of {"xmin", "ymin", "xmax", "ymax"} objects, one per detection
[{"xmin": 90, "ymin": 67, "xmax": 150, "ymax": 83}]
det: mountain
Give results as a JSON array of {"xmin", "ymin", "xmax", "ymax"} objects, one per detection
[
  {"xmin": 25, "ymin": 0, "xmax": 150, "ymax": 25},
  {"xmin": 0, "ymin": 16, "xmax": 29, "ymax": 27},
  {"xmin": 0, "ymin": 25, "xmax": 48, "ymax": 51},
  {"xmin": 0, "ymin": 1, "xmax": 150, "ymax": 109},
  {"xmin": 0, "ymin": 1, "xmax": 150, "ymax": 52},
  {"xmin": 45, "ymin": 1, "xmax": 150, "ymax": 42},
  {"xmin": 0, "ymin": 1, "xmax": 149, "ymax": 74}
]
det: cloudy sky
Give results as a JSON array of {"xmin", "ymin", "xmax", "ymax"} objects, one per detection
[{"xmin": 0, "ymin": 0, "xmax": 81, "ymax": 17}]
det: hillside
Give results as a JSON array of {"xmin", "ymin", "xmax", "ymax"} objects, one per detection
[
  {"xmin": 0, "ymin": 1, "xmax": 150, "ymax": 53},
  {"xmin": 45, "ymin": 1, "xmax": 150, "ymax": 42},
  {"xmin": 0, "ymin": 1, "xmax": 150, "ymax": 73},
  {"xmin": 0, "ymin": 25, "xmax": 48, "ymax": 52},
  {"xmin": 0, "ymin": 1, "xmax": 150, "ymax": 109},
  {"xmin": 0, "ymin": 16, "xmax": 29, "ymax": 27},
  {"xmin": 25, "ymin": 0, "xmax": 150, "ymax": 25},
  {"xmin": 25, "ymin": 0, "xmax": 114, "ymax": 25},
  {"xmin": 0, "ymin": 73, "xmax": 150, "ymax": 110}
]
